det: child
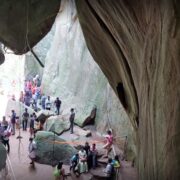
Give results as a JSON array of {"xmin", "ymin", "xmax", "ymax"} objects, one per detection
[
  {"xmin": 53, "ymin": 161, "xmax": 65, "ymax": 180},
  {"xmin": 112, "ymin": 155, "xmax": 120, "ymax": 168},
  {"xmin": 70, "ymin": 154, "xmax": 79, "ymax": 172},
  {"xmin": 103, "ymin": 130, "xmax": 113, "ymax": 157}
]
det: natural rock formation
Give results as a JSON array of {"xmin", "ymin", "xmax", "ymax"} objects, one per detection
[
  {"xmin": 0, "ymin": 143, "xmax": 6, "ymax": 171},
  {"xmin": 45, "ymin": 116, "xmax": 70, "ymax": 135},
  {"xmin": 0, "ymin": 0, "xmax": 60, "ymax": 54},
  {"xmin": 1, "ymin": 0, "xmax": 178, "ymax": 179},
  {"xmin": 41, "ymin": 0, "xmax": 134, "ymax": 157},
  {"xmin": 34, "ymin": 131, "xmax": 76, "ymax": 165},
  {"xmin": 75, "ymin": 0, "xmax": 180, "ymax": 179},
  {"xmin": 5, "ymin": 99, "xmax": 35, "ymax": 118},
  {"xmin": 36, "ymin": 110, "xmax": 54, "ymax": 124},
  {"xmin": 0, "ymin": 44, "xmax": 5, "ymax": 65}
]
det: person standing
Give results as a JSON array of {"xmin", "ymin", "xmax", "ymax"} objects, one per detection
[
  {"xmin": 22, "ymin": 108, "xmax": 29, "ymax": 131},
  {"xmin": 69, "ymin": 108, "xmax": 75, "ymax": 134},
  {"xmin": 91, "ymin": 143, "xmax": 98, "ymax": 169},
  {"xmin": 29, "ymin": 114, "xmax": 35, "ymax": 137},
  {"xmin": 103, "ymin": 130, "xmax": 113, "ymax": 157},
  {"xmin": 1, "ymin": 116, "xmax": 8, "ymax": 130},
  {"xmin": 45, "ymin": 96, "xmax": 51, "ymax": 110},
  {"xmin": 53, "ymin": 161, "xmax": 65, "ymax": 180},
  {"xmin": 28, "ymin": 137, "xmax": 37, "ymax": 166},
  {"xmin": 78, "ymin": 147, "xmax": 88, "ymax": 173},
  {"xmin": 2, "ymin": 125, "xmax": 11, "ymax": 153},
  {"xmin": 54, "ymin": 97, "xmax": 61, "ymax": 115},
  {"xmin": 41, "ymin": 94, "xmax": 46, "ymax": 110},
  {"xmin": 10, "ymin": 110, "xmax": 16, "ymax": 135}
]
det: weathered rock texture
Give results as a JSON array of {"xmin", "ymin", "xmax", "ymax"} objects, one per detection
[
  {"xmin": 34, "ymin": 131, "xmax": 76, "ymax": 165},
  {"xmin": 75, "ymin": 0, "xmax": 180, "ymax": 180},
  {"xmin": 0, "ymin": 143, "xmax": 6, "ymax": 171},
  {"xmin": 0, "ymin": 0, "xmax": 60, "ymax": 54},
  {"xmin": 45, "ymin": 116, "xmax": 70, "ymax": 135},
  {"xmin": 24, "ymin": 27, "xmax": 55, "ymax": 79},
  {"xmin": 5, "ymin": 99, "xmax": 35, "ymax": 119},
  {"xmin": 41, "ymin": 0, "xmax": 134, "ymax": 156}
]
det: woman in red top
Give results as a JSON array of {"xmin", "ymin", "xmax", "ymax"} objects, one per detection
[{"xmin": 103, "ymin": 130, "xmax": 113, "ymax": 157}]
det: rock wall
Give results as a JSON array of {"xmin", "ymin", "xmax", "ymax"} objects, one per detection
[
  {"xmin": 24, "ymin": 27, "xmax": 55, "ymax": 79},
  {"xmin": 40, "ymin": 0, "xmax": 135, "ymax": 157},
  {"xmin": 76, "ymin": 0, "xmax": 180, "ymax": 180}
]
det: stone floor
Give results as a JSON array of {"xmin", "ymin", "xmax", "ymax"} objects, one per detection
[{"xmin": 5, "ymin": 127, "xmax": 138, "ymax": 180}]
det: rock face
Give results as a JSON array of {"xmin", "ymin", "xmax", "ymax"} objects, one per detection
[
  {"xmin": 45, "ymin": 116, "xmax": 70, "ymax": 135},
  {"xmin": 0, "ymin": 0, "xmax": 60, "ymax": 54},
  {"xmin": 34, "ymin": 131, "xmax": 76, "ymax": 165},
  {"xmin": 5, "ymin": 99, "xmax": 35, "ymax": 118},
  {"xmin": 76, "ymin": 0, "xmax": 180, "ymax": 180},
  {"xmin": 24, "ymin": 26, "xmax": 55, "ymax": 79},
  {"xmin": 0, "ymin": 143, "xmax": 6, "ymax": 171},
  {"xmin": 41, "ymin": 0, "xmax": 134, "ymax": 157}
]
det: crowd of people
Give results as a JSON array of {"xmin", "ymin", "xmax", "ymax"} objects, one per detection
[
  {"xmin": 53, "ymin": 129, "xmax": 121, "ymax": 180},
  {"xmin": 0, "ymin": 74, "xmax": 127, "ymax": 179},
  {"xmin": 18, "ymin": 75, "xmax": 62, "ymax": 115}
]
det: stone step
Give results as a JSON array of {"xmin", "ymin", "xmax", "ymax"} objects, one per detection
[{"xmin": 97, "ymin": 157, "xmax": 108, "ymax": 165}]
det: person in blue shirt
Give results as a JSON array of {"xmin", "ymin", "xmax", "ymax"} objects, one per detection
[{"xmin": 70, "ymin": 154, "xmax": 79, "ymax": 172}]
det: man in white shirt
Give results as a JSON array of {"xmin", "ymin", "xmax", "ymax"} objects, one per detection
[{"xmin": 45, "ymin": 96, "xmax": 51, "ymax": 110}]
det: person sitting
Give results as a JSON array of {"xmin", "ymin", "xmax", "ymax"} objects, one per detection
[
  {"xmin": 112, "ymin": 155, "xmax": 121, "ymax": 179},
  {"xmin": 103, "ymin": 130, "xmax": 113, "ymax": 157},
  {"xmin": 53, "ymin": 161, "xmax": 65, "ymax": 180},
  {"xmin": 70, "ymin": 154, "xmax": 80, "ymax": 176},
  {"xmin": 103, "ymin": 158, "xmax": 114, "ymax": 179},
  {"xmin": 78, "ymin": 147, "xmax": 88, "ymax": 173},
  {"xmin": 112, "ymin": 155, "xmax": 120, "ymax": 168},
  {"xmin": 90, "ymin": 143, "xmax": 98, "ymax": 169}
]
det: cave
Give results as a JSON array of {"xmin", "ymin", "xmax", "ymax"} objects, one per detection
[{"xmin": 0, "ymin": 0, "xmax": 180, "ymax": 180}]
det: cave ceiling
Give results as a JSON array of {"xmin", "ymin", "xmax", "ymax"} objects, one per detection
[{"xmin": 0, "ymin": 0, "xmax": 61, "ymax": 54}]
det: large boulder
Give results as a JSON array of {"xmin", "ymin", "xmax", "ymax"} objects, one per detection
[
  {"xmin": 0, "ymin": 0, "xmax": 61, "ymax": 54},
  {"xmin": 34, "ymin": 131, "xmax": 76, "ymax": 166},
  {"xmin": 36, "ymin": 109, "xmax": 54, "ymax": 124},
  {"xmin": 0, "ymin": 143, "xmax": 6, "ymax": 171},
  {"xmin": 44, "ymin": 116, "xmax": 70, "ymax": 135}
]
